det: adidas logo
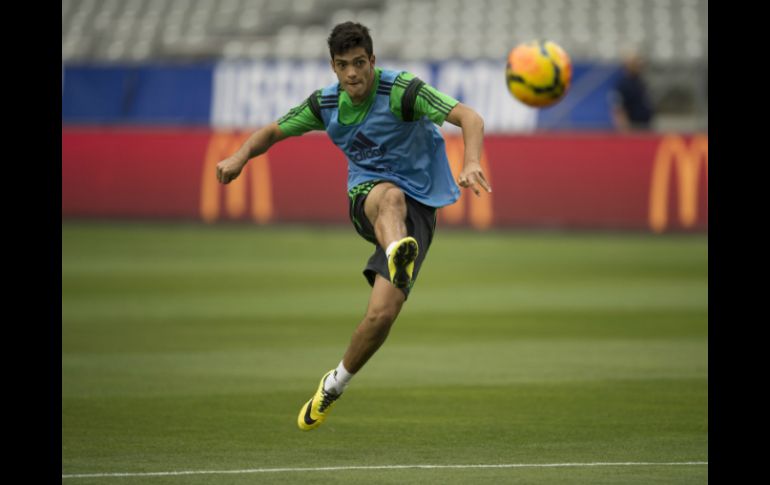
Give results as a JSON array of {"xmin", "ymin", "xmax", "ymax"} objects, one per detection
[{"xmin": 350, "ymin": 132, "xmax": 386, "ymax": 162}]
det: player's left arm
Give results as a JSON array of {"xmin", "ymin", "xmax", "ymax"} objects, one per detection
[
  {"xmin": 395, "ymin": 74, "xmax": 491, "ymax": 196},
  {"xmin": 445, "ymin": 103, "xmax": 492, "ymax": 196}
]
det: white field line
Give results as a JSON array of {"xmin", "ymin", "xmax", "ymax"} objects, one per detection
[{"xmin": 62, "ymin": 461, "xmax": 708, "ymax": 479}]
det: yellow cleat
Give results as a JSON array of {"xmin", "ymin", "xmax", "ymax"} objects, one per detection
[
  {"xmin": 387, "ymin": 237, "xmax": 419, "ymax": 289},
  {"xmin": 297, "ymin": 370, "xmax": 340, "ymax": 431}
]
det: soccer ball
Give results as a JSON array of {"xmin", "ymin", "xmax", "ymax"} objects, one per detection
[{"xmin": 505, "ymin": 40, "xmax": 572, "ymax": 108}]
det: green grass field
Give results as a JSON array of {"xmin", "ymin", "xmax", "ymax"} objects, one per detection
[{"xmin": 62, "ymin": 222, "xmax": 708, "ymax": 484}]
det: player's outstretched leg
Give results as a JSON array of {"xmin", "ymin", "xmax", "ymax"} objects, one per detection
[
  {"xmin": 387, "ymin": 236, "xmax": 418, "ymax": 289},
  {"xmin": 297, "ymin": 370, "xmax": 341, "ymax": 431},
  {"xmin": 297, "ymin": 276, "xmax": 405, "ymax": 431}
]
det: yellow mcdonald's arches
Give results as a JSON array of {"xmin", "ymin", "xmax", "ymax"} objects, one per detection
[
  {"xmin": 442, "ymin": 135, "xmax": 494, "ymax": 230},
  {"xmin": 200, "ymin": 131, "xmax": 273, "ymax": 223},
  {"xmin": 648, "ymin": 135, "xmax": 708, "ymax": 233}
]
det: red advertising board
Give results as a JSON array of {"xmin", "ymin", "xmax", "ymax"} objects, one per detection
[{"xmin": 62, "ymin": 128, "xmax": 707, "ymax": 232}]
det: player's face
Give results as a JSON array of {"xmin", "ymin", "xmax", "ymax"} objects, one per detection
[{"xmin": 331, "ymin": 47, "xmax": 376, "ymax": 104}]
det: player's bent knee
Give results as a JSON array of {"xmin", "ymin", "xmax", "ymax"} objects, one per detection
[
  {"xmin": 364, "ymin": 305, "xmax": 399, "ymax": 333},
  {"xmin": 381, "ymin": 187, "xmax": 406, "ymax": 210}
]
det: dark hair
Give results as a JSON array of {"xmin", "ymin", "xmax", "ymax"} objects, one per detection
[{"xmin": 327, "ymin": 22, "xmax": 373, "ymax": 59}]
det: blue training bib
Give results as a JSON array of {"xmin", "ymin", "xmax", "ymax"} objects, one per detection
[{"xmin": 317, "ymin": 69, "xmax": 460, "ymax": 209}]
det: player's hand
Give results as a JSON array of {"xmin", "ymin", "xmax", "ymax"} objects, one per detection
[
  {"xmin": 216, "ymin": 156, "xmax": 247, "ymax": 184},
  {"xmin": 457, "ymin": 161, "xmax": 492, "ymax": 196}
]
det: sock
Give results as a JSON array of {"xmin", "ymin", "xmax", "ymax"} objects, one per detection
[
  {"xmin": 385, "ymin": 241, "xmax": 398, "ymax": 259},
  {"xmin": 324, "ymin": 361, "xmax": 354, "ymax": 395}
]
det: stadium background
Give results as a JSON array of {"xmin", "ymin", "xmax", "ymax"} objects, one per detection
[
  {"xmin": 62, "ymin": 0, "xmax": 708, "ymax": 483},
  {"xmin": 62, "ymin": 0, "xmax": 707, "ymax": 232}
]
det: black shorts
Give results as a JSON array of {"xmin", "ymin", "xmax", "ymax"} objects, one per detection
[{"xmin": 348, "ymin": 180, "xmax": 437, "ymax": 299}]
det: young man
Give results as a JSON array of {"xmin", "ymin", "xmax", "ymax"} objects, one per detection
[
  {"xmin": 216, "ymin": 22, "xmax": 490, "ymax": 431},
  {"xmin": 610, "ymin": 51, "xmax": 655, "ymax": 132}
]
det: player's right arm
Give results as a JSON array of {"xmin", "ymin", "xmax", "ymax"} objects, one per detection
[
  {"xmin": 216, "ymin": 91, "xmax": 325, "ymax": 184},
  {"xmin": 216, "ymin": 122, "xmax": 287, "ymax": 184}
]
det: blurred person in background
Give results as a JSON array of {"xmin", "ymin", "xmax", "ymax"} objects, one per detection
[
  {"xmin": 216, "ymin": 21, "xmax": 490, "ymax": 431},
  {"xmin": 610, "ymin": 51, "xmax": 655, "ymax": 131}
]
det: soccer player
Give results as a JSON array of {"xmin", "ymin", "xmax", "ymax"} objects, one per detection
[{"xmin": 216, "ymin": 21, "xmax": 490, "ymax": 431}]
